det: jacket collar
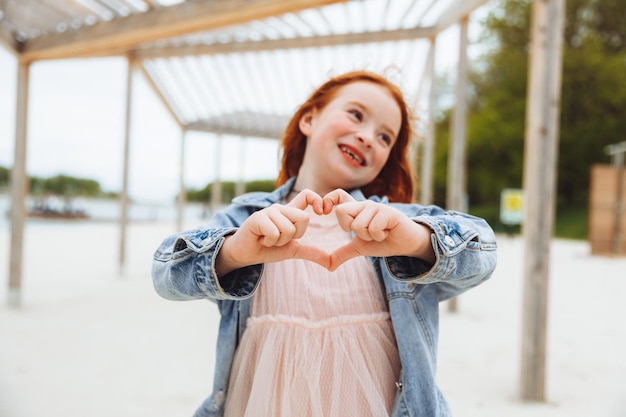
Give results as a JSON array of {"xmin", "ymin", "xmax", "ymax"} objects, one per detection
[{"xmin": 231, "ymin": 177, "xmax": 368, "ymax": 208}]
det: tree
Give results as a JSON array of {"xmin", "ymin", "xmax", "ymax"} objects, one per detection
[
  {"xmin": 0, "ymin": 167, "xmax": 104, "ymax": 197},
  {"xmin": 0, "ymin": 166, "xmax": 9, "ymax": 189},
  {"xmin": 185, "ymin": 179, "xmax": 275, "ymax": 203},
  {"xmin": 448, "ymin": 0, "xmax": 626, "ymax": 213},
  {"xmin": 30, "ymin": 174, "xmax": 102, "ymax": 197}
]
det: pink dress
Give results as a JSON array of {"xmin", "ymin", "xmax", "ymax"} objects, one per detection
[{"xmin": 224, "ymin": 208, "xmax": 401, "ymax": 417}]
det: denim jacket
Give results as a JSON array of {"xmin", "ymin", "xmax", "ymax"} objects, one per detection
[{"xmin": 152, "ymin": 177, "xmax": 497, "ymax": 417}]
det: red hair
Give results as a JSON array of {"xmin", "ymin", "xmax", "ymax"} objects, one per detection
[{"xmin": 276, "ymin": 71, "xmax": 415, "ymax": 203}]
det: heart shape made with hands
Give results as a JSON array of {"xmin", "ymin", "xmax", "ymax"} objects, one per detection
[
  {"xmin": 261, "ymin": 188, "xmax": 422, "ymax": 272},
  {"xmin": 219, "ymin": 188, "xmax": 429, "ymax": 275},
  {"xmin": 283, "ymin": 188, "xmax": 360, "ymax": 272}
]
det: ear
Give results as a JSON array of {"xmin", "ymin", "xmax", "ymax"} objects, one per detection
[{"xmin": 299, "ymin": 110, "xmax": 314, "ymax": 136}]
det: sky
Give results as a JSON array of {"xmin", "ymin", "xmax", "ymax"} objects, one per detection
[
  {"xmin": 0, "ymin": 49, "xmax": 282, "ymax": 205},
  {"xmin": 0, "ymin": 12, "xmax": 489, "ymax": 206}
]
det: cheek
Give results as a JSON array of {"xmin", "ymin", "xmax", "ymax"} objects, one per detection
[
  {"xmin": 373, "ymin": 148, "xmax": 392, "ymax": 170},
  {"xmin": 324, "ymin": 117, "xmax": 352, "ymax": 135}
]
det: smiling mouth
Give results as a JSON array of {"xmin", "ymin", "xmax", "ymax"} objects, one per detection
[{"xmin": 339, "ymin": 145, "xmax": 365, "ymax": 166}]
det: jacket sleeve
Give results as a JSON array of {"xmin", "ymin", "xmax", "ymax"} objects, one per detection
[
  {"xmin": 384, "ymin": 205, "xmax": 498, "ymax": 301},
  {"xmin": 151, "ymin": 207, "xmax": 264, "ymax": 301}
]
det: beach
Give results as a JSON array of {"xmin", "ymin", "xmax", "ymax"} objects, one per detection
[{"xmin": 1, "ymin": 218, "xmax": 625, "ymax": 417}]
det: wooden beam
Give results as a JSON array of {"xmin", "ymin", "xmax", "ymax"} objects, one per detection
[
  {"xmin": 135, "ymin": 25, "xmax": 436, "ymax": 60},
  {"xmin": 236, "ymin": 137, "xmax": 247, "ymax": 197},
  {"xmin": 8, "ymin": 60, "xmax": 30, "ymax": 308},
  {"xmin": 186, "ymin": 113, "xmax": 288, "ymax": 140},
  {"xmin": 119, "ymin": 54, "xmax": 135, "ymax": 273},
  {"xmin": 176, "ymin": 130, "xmax": 186, "ymax": 232},
  {"xmin": 186, "ymin": 123, "xmax": 284, "ymax": 140},
  {"xmin": 138, "ymin": 62, "xmax": 184, "ymax": 129},
  {"xmin": 18, "ymin": 0, "xmax": 347, "ymax": 62},
  {"xmin": 446, "ymin": 16, "xmax": 469, "ymax": 314},
  {"xmin": 210, "ymin": 134, "xmax": 223, "ymax": 214},
  {"xmin": 435, "ymin": 0, "xmax": 491, "ymax": 32},
  {"xmin": 419, "ymin": 37, "xmax": 436, "ymax": 206},
  {"xmin": 520, "ymin": 0, "xmax": 565, "ymax": 402},
  {"xmin": 0, "ymin": 21, "xmax": 18, "ymax": 56},
  {"xmin": 446, "ymin": 17, "xmax": 469, "ymax": 214}
]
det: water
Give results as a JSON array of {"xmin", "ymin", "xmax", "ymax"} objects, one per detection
[{"xmin": 0, "ymin": 194, "xmax": 212, "ymax": 231}]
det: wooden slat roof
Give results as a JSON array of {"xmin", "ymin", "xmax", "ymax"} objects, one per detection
[{"xmin": 1, "ymin": 0, "xmax": 490, "ymax": 139}]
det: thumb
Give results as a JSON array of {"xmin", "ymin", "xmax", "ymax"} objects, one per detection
[
  {"xmin": 328, "ymin": 242, "xmax": 361, "ymax": 272},
  {"xmin": 292, "ymin": 242, "xmax": 331, "ymax": 270}
]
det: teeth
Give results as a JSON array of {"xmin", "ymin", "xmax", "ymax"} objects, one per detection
[{"xmin": 340, "ymin": 145, "xmax": 363, "ymax": 165}]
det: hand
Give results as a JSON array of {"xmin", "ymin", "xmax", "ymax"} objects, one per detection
[
  {"xmin": 216, "ymin": 189, "xmax": 331, "ymax": 276},
  {"xmin": 323, "ymin": 189, "xmax": 436, "ymax": 271}
]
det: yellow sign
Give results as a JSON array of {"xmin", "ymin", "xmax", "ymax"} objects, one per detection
[{"xmin": 500, "ymin": 188, "xmax": 524, "ymax": 225}]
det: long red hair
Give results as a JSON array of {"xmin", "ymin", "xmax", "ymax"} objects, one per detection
[{"xmin": 276, "ymin": 71, "xmax": 415, "ymax": 203}]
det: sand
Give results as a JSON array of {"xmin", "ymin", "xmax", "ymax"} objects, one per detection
[{"xmin": 1, "ymin": 221, "xmax": 625, "ymax": 417}]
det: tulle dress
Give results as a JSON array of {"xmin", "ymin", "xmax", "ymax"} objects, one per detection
[{"xmin": 223, "ymin": 207, "xmax": 401, "ymax": 417}]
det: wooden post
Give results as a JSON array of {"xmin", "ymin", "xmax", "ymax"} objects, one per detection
[
  {"xmin": 176, "ymin": 130, "xmax": 187, "ymax": 232},
  {"xmin": 119, "ymin": 55, "xmax": 135, "ymax": 273},
  {"xmin": 605, "ymin": 142, "xmax": 626, "ymax": 254},
  {"xmin": 614, "ymin": 153, "xmax": 625, "ymax": 254},
  {"xmin": 7, "ymin": 60, "xmax": 30, "ymax": 308},
  {"xmin": 446, "ymin": 16, "xmax": 469, "ymax": 313},
  {"xmin": 420, "ymin": 37, "xmax": 437, "ymax": 206},
  {"xmin": 520, "ymin": 0, "xmax": 565, "ymax": 402},
  {"xmin": 210, "ymin": 134, "xmax": 223, "ymax": 214},
  {"xmin": 235, "ymin": 136, "xmax": 247, "ymax": 197},
  {"xmin": 447, "ymin": 17, "xmax": 469, "ymax": 213}
]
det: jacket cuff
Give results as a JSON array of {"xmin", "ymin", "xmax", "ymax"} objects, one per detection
[
  {"xmin": 180, "ymin": 229, "xmax": 264, "ymax": 299},
  {"xmin": 385, "ymin": 216, "xmax": 477, "ymax": 283}
]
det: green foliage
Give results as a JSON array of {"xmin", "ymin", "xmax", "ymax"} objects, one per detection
[
  {"xmin": 244, "ymin": 179, "xmax": 276, "ymax": 193},
  {"xmin": 0, "ymin": 166, "xmax": 104, "ymax": 197},
  {"xmin": 435, "ymin": 0, "xmax": 626, "ymax": 238},
  {"xmin": 554, "ymin": 206, "xmax": 589, "ymax": 240},
  {"xmin": 0, "ymin": 166, "xmax": 9, "ymax": 189},
  {"xmin": 30, "ymin": 174, "xmax": 102, "ymax": 197},
  {"xmin": 185, "ymin": 179, "xmax": 276, "ymax": 203},
  {"xmin": 186, "ymin": 182, "xmax": 233, "ymax": 203},
  {"xmin": 469, "ymin": 204, "xmax": 588, "ymax": 240}
]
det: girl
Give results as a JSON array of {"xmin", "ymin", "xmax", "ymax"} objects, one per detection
[{"xmin": 152, "ymin": 71, "xmax": 497, "ymax": 417}]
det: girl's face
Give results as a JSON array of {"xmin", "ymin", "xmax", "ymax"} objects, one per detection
[{"xmin": 297, "ymin": 81, "xmax": 402, "ymax": 194}]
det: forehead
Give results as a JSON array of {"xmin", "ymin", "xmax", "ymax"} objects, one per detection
[{"xmin": 332, "ymin": 81, "xmax": 396, "ymax": 104}]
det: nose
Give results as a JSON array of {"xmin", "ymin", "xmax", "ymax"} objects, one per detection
[{"xmin": 356, "ymin": 129, "xmax": 373, "ymax": 148}]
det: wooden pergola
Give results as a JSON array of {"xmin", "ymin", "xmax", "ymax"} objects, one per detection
[{"xmin": 1, "ymin": 0, "xmax": 564, "ymax": 402}]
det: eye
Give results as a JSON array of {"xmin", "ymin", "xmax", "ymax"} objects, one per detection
[
  {"xmin": 378, "ymin": 133, "xmax": 393, "ymax": 145},
  {"xmin": 348, "ymin": 109, "xmax": 363, "ymax": 121}
]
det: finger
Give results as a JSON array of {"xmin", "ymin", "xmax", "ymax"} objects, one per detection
[
  {"xmin": 254, "ymin": 216, "xmax": 282, "ymax": 247},
  {"xmin": 291, "ymin": 243, "xmax": 331, "ymax": 270},
  {"xmin": 244, "ymin": 210, "xmax": 279, "ymax": 246},
  {"xmin": 322, "ymin": 189, "xmax": 356, "ymax": 214},
  {"xmin": 336, "ymin": 202, "xmax": 391, "ymax": 242},
  {"xmin": 346, "ymin": 202, "xmax": 380, "ymax": 241},
  {"xmin": 368, "ymin": 205, "xmax": 407, "ymax": 242},
  {"xmin": 286, "ymin": 189, "xmax": 323, "ymax": 214},
  {"xmin": 278, "ymin": 205, "xmax": 312, "ymax": 238},
  {"xmin": 328, "ymin": 242, "xmax": 361, "ymax": 272},
  {"xmin": 334, "ymin": 202, "xmax": 363, "ymax": 233},
  {"xmin": 262, "ymin": 210, "xmax": 298, "ymax": 247},
  {"xmin": 267, "ymin": 204, "xmax": 316, "ymax": 246},
  {"xmin": 361, "ymin": 206, "xmax": 392, "ymax": 242},
  {"xmin": 367, "ymin": 222, "xmax": 390, "ymax": 241}
]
